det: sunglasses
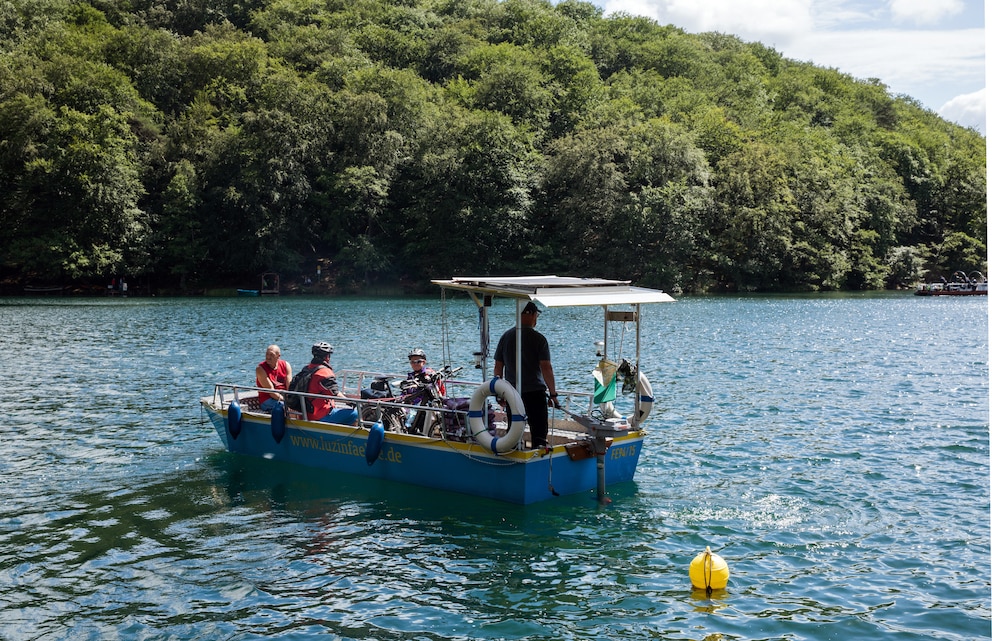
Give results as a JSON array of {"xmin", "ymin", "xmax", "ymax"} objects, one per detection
[{"xmin": 410, "ymin": 359, "xmax": 425, "ymax": 364}]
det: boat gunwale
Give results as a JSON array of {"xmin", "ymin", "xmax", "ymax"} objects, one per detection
[
  {"xmin": 200, "ymin": 394, "xmax": 646, "ymax": 466},
  {"xmin": 201, "ymin": 378, "xmax": 641, "ymax": 461}
]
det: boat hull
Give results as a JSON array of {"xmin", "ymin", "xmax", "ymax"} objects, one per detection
[
  {"xmin": 202, "ymin": 401, "xmax": 645, "ymax": 504},
  {"xmin": 915, "ymin": 272, "xmax": 987, "ymax": 296}
]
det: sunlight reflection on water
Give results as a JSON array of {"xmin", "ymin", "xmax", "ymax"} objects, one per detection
[{"xmin": 0, "ymin": 293, "xmax": 987, "ymax": 640}]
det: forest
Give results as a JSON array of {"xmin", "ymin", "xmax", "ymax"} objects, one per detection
[{"xmin": 0, "ymin": 0, "xmax": 986, "ymax": 294}]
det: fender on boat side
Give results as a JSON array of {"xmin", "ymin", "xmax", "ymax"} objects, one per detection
[
  {"xmin": 365, "ymin": 421, "xmax": 385, "ymax": 465},
  {"xmin": 270, "ymin": 401, "xmax": 286, "ymax": 443},
  {"xmin": 227, "ymin": 399, "xmax": 243, "ymax": 439}
]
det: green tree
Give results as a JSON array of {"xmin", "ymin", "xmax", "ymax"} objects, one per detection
[
  {"xmin": 394, "ymin": 107, "xmax": 538, "ymax": 278},
  {"xmin": 543, "ymin": 44, "xmax": 605, "ymax": 136},
  {"xmin": 930, "ymin": 232, "xmax": 987, "ymax": 277},
  {"xmin": 0, "ymin": 0, "xmax": 985, "ymax": 292},
  {"xmin": 708, "ymin": 141, "xmax": 796, "ymax": 290},
  {"xmin": 153, "ymin": 158, "xmax": 206, "ymax": 290},
  {"xmin": 5, "ymin": 103, "xmax": 147, "ymax": 279}
]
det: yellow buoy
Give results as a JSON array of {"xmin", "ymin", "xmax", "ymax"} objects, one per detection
[{"xmin": 689, "ymin": 546, "xmax": 729, "ymax": 593}]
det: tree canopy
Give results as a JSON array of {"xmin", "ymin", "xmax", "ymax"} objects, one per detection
[{"xmin": 0, "ymin": 0, "xmax": 985, "ymax": 293}]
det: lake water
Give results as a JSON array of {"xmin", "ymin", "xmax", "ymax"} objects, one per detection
[{"xmin": 0, "ymin": 292, "xmax": 988, "ymax": 640}]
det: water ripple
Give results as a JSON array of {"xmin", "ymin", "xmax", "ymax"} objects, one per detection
[{"xmin": 0, "ymin": 294, "xmax": 987, "ymax": 640}]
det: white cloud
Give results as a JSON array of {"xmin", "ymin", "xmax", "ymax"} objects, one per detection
[
  {"xmin": 939, "ymin": 89, "xmax": 986, "ymax": 134},
  {"xmin": 811, "ymin": 1, "xmax": 882, "ymax": 29},
  {"xmin": 781, "ymin": 28, "xmax": 984, "ymax": 99},
  {"xmin": 888, "ymin": 0, "xmax": 964, "ymax": 25},
  {"xmin": 602, "ymin": 0, "xmax": 814, "ymax": 42},
  {"xmin": 595, "ymin": 0, "xmax": 985, "ymax": 130}
]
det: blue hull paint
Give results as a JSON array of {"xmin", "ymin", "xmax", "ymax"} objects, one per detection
[{"xmin": 203, "ymin": 404, "xmax": 645, "ymax": 504}]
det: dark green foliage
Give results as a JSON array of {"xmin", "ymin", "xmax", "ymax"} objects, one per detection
[{"xmin": 0, "ymin": 0, "xmax": 985, "ymax": 292}]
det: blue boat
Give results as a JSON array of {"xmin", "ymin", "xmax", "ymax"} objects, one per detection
[{"xmin": 201, "ymin": 276, "xmax": 675, "ymax": 504}]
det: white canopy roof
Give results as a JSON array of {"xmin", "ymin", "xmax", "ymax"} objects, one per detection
[{"xmin": 432, "ymin": 275, "xmax": 676, "ymax": 307}]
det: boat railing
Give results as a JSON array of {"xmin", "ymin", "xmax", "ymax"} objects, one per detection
[
  {"xmin": 210, "ymin": 383, "xmax": 342, "ymax": 422},
  {"xmin": 208, "ymin": 382, "xmax": 433, "ymax": 424},
  {"xmin": 916, "ymin": 271, "xmax": 988, "ymax": 294},
  {"xmin": 210, "ymin": 373, "xmax": 601, "ymax": 438},
  {"xmin": 337, "ymin": 369, "xmax": 598, "ymax": 418}
]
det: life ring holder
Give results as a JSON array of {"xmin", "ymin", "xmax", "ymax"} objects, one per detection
[
  {"xmin": 600, "ymin": 369, "xmax": 654, "ymax": 427},
  {"xmin": 468, "ymin": 377, "xmax": 527, "ymax": 454}
]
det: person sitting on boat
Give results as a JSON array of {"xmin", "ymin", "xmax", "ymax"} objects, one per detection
[
  {"xmin": 493, "ymin": 301, "xmax": 561, "ymax": 450},
  {"xmin": 255, "ymin": 344, "xmax": 292, "ymax": 412},
  {"xmin": 304, "ymin": 342, "xmax": 359, "ymax": 425},
  {"xmin": 407, "ymin": 348, "xmax": 431, "ymax": 379},
  {"xmin": 407, "ymin": 348, "xmax": 445, "ymax": 395}
]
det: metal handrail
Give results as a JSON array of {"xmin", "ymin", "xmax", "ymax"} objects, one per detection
[
  {"xmin": 211, "ymin": 382, "xmax": 469, "ymax": 425},
  {"xmin": 211, "ymin": 374, "xmax": 600, "ymax": 429}
]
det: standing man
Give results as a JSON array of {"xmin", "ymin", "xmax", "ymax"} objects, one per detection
[
  {"xmin": 493, "ymin": 301, "xmax": 560, "ymax": 449},
  {"xmin": 256, "ymin": 344, "xmax": 292, "ymax": 412}
]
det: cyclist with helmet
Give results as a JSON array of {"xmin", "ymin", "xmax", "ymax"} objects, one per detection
[
  {"xmin": 407, "ymin": 348, "xmax": 431, "ymax": 380},
  {"xmin": 401, "ymin": 348, "xmax": 446, "ymax": 434},
  {"xmin": 407, "ymin": 348, "xmax": 444, "ymax": 394},
  {"xmin": 303, "ymin": 341, "xmax": 359, "ymax": 425}
]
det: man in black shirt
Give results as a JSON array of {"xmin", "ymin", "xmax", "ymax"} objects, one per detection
[{"xmin": 493, "ymin": 301, "xmax": 560, "ymax": 449}]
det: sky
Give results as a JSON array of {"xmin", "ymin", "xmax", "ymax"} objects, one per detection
[{"xmin": 591, "ymin": 0, "xmax": 986, "ymax": 134}]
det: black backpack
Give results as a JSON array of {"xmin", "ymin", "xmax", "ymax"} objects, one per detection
[{"xmin": 285, "ymin": 364, "xmax": 323, "ymax": 414}]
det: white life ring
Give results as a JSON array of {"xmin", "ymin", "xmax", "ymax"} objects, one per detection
[
  {"xmin": 468, "ymin": 377, "xmax": 527, "ymax": 454},
  {"xmin": 629, "ymin": 369, "xmax": 654, "ymax": 426},
  {"xmin": 599, "ymin": 370, "xmax": 654, "ymax": 427}
]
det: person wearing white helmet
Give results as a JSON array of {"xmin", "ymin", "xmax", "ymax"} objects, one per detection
[
  {"xmin": 407, "ymin": 348, "xmax": 443, "ymax": 394},
  {"xmin": 407, "ymin": 348, "xmax": 431, "ymax": 379}
]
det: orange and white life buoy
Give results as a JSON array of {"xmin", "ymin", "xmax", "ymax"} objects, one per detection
[{"xmin": 468, "ymin": 377, "xmax": 526, "ymax": 454}]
